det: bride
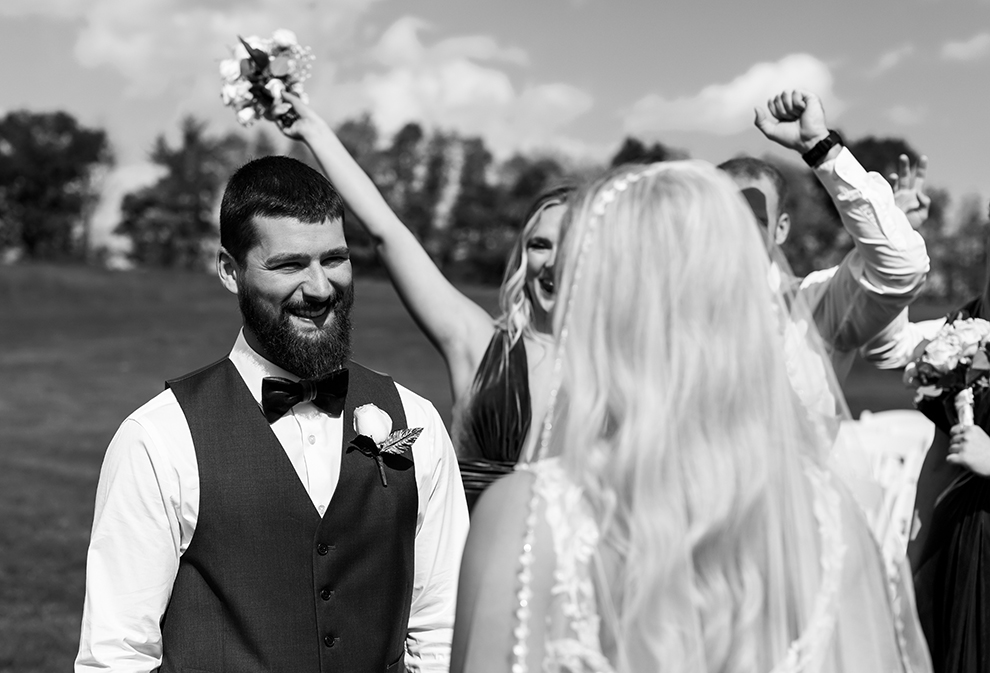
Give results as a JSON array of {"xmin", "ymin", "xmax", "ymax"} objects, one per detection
[{"xmin": 451, "ymin": 160, "xmax": 933, "ymax": 672}]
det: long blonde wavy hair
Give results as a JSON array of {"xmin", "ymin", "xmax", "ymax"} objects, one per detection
[
  {"xmin": 547, "ymin": 161, "xmax": 827, "ymax": 672},
  {"xmin": 496, "ymin": 185, "xmax": 574, "ymax": 347}
]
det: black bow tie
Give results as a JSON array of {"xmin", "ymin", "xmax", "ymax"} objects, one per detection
[{"xmin": 260, "ymin": 369, "xmax": 349, "ymax": 423}]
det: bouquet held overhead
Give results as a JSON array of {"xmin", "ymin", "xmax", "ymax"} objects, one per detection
[{"xmin": 219, "ymin": 29, "xmax": 314, "ymax": 127}]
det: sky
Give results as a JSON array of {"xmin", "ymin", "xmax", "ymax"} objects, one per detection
[{"xmin": 2, "ymin": 0, "xmax": 989, "ymax": 246}]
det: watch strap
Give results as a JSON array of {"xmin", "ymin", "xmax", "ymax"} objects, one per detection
[{"xmin": 802, "ymin": 129, "xmax": 843, "ymax": 168}]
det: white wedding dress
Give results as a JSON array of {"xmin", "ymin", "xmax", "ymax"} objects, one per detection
[{"xmin": 489, "ymin": 458, "xmax": 933, "ymax": 673}]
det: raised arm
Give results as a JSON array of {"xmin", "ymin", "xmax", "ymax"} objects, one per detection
[
  {"xmin": 280, "ymin": 93, "xmax": 495, "ymax": 396},
  {"xmin": 755, "ymin": 90, "xmax": 930, "ymax": 379}
]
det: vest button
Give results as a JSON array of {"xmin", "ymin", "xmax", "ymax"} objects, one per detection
[
  {"xmin": 317, "ymin": 543, "xmax": 329, "ymax": 555},
  {"xmin": 321, "ymin": 588, "xmax": 333, "ymax": 600},
  {"xmin": 324, "ymin": 635, "xmax": 336, "ymax": 647}
]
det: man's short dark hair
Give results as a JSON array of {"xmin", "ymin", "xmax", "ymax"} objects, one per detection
[
  {"xmin": 220, "ymin": 156, "xmax": 345, "ymax": 264},
  {"xmin": 717, "ymin": 155, "xmax": 789, "ymax": 208}
]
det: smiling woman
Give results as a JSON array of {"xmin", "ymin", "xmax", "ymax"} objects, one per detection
[{"xmin": 275, "ymin": 93, "xmax": 574, "ymax": 509}]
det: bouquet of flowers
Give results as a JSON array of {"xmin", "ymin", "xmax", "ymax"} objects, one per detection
[
  {"xmin": 904, "ymin": 317, "xmax": 990, "ymax": 427},
  {"xmin": 219, "ymin": 29, "xmax": 314, "ymax": 127}
]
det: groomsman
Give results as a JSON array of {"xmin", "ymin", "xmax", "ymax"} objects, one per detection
[
  {"xmin": 720, "ymin": 90, "xmax": 930, "ymax": 382},
  {"xmin": 75, "ymin": 156, "xmax": 469, "ymax": 673}
]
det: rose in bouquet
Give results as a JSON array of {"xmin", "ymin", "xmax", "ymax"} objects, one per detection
[
  {"xmin": 904, "ymin": 317, "xmax": 990, "ymax": 427},
  {"xmin": 219, "ymin": 29, "xmax": 314, "ymax": 127}
]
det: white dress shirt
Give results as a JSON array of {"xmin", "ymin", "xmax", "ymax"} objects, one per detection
[
  {"xmin": 859, "ymin": 309, "xmax": 947, "ymax": 371},
  {"xmin": 797, "ymin": 147, "xmax": 930, "ymax": 382},
  {"xmin": 75, "ymin": 331, "xmax": 469, "ymax": 673}
]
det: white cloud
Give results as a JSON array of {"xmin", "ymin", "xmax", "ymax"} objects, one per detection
[
  {"xmin": 942, "ymin": 32, "xmax": 990, "ymax": 61},
  {"xmin": 867, "ymin": 44, "xmax": 914, "ymax": 77},
  {"xmin": 4, "ymin": 0, "xmax": 383, "ymax": 98},
  {"xmin": 885, "ymin": 104, "xmax": 927, "ymax": 126},
  {"xmin": 90, "ymin": 161, "xmax": 166, "ymax": 249},
  {"xmin": 622, "ymin": 53, "xmax": 841, "ymax": 137},
  {"xmin": 372, "ymin": 17, "xmax": 528, "ymax": 68},
  {"xmin": 3, "ymin": 1, "xmax": 591, "ymax": 161},
  {"xmin": 324, "ymin": 16, "xmax": 593, "ymax": 157},
  {"xmin": 0, "ymin": 0, "xmax": 90, "ymax": 18}
]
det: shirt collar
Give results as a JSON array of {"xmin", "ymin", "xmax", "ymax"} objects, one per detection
[{"xmin": 229, "ymin": 329, "xmax": 300, "ymax": 404}]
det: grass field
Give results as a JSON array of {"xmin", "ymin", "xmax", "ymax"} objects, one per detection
[{"xmin": 0, "ymin": 262, "xmax": 949, "ymax": 671}]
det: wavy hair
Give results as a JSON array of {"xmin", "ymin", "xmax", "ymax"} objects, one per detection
[
  {"xmin": 547, "ymin": 161, "xmax": 825, "ymax": 672},
  {"xmin": 495, "ymin": 185, "xmax": 575, "ymax": 347}
]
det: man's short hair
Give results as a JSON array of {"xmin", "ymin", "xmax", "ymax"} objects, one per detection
[
  {"xmin": 717, "ymin": 156, "xmax": 789, "ymax": 209},
  {"xmin": 220, "ymin": 156, "xmax": 345, "ymax": 264}
]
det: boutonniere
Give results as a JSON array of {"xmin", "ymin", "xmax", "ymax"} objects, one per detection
[{"xmin": 351, "ymin": 404, "xmax": 422, "ymax": 487}]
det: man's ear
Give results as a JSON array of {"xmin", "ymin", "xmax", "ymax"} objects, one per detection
[
  {"xmin": 774, "ymin": 212, "xmax": 791, "ymax": 246},
  {"xmin": 217, "ymin": 248, "xmax": 241, "ymax": 295}
]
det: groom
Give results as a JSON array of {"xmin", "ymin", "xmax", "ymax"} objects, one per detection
[{"xmin": 75, "ymin": 156, "xmax": 469, "ymax": 673}]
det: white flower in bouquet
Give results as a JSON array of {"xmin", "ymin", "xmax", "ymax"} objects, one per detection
[
  {"xmin": 265, "ymin": 78, "xmax": 286, "ymax": 100},
  {"xmin": 221, "ymin": 80, "xmax": 253, "ymax": 106},
  {"xmin": 952, "ymin": 318, "xmax": 990, "ymax": 358},
  {"xmin": 219, "ymin": 58, "xmax": 241, "ymax": 83},
  {"xmin": 236, "ymin": 107, "xmax": 257, "ymax": 125},
  {"xmin": 272, "ymin": 28, "xmax": 298, "ymax": 47},
  {"xmin": 242, "ymin": 35, "xmax": 270, "ymax": 51},
  {"xmin": 924, "ymin": 332, "xmax": 964, "ymax": 372}
]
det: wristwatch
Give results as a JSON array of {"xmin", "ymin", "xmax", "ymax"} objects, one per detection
[{"xmin": 801, "ymin": 130, "xmax": 843, "ymax": 168}]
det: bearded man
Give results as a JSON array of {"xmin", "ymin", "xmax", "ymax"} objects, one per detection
[{"xmin": 75, "ymin": 156, "xmax": 468, "ymax": 673}]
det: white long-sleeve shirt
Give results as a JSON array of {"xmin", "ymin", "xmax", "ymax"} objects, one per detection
[
  {"xmin": 76, "ymin": 331, "xmax": 469, "ymax": 673},
  {"xmin": 798, "ymin": 147, "xmax": 930, "ymax": 382},
  {"xmin": 860, "ymin": 309, "xmax": 947, "ymax": 370}
]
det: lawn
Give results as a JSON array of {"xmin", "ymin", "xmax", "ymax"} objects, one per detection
[{"xmin": 0, "ymin": 262, "xmax": 948, "ymax": 671}]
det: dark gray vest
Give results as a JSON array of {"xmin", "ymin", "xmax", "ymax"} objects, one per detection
[{"xmin": 160, "ymin": 358, "xmax": 417, "ymax": 673}]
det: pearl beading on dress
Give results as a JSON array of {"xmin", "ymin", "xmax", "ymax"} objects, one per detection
[{"xmin": 511, "ymin": 477, "xmax": 541, "ymax": 673}]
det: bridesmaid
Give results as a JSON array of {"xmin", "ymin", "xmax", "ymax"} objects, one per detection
[{"xmin": 278, "ymin": 92, "xmax": 572, "ymax": 510}]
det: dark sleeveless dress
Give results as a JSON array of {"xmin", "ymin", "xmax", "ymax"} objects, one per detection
[
  {"xmin": 456, "ymin": 330, "xmax": 531, "ymax": 512},
  {"xmin": 910, "ymin": 297, "xmax": 990, "ymax": 673}
]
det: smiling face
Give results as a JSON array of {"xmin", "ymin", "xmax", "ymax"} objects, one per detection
[
  {"xmin": 524, "ymin": 204, "xmax": 566, "ymax": 327},
  {"xmin": 219, "ymin": 214, "xmax": 354, "ymax": 379}
]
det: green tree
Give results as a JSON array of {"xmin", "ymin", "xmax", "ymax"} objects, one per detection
[
  {"xmin": 0, "ymin": 110, "xmax": 113, "ymax": 259},
  {"xmin": 609, "ymin": 136, "xmax": 687, "ymax": 167},
  {"xmin": 844, "ymin": 136, "xmax": 920, "ymax": 180},
  {"xmin": 116, "ymin": 116, "xmax": 240, "ymax": 269}
]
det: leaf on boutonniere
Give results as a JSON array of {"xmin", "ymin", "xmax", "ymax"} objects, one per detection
[{"xmin": 379, "ymin": 427, "xmax": 423, "ymax": 457}]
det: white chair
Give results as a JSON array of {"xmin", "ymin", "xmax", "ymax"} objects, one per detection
[{"xmin": 836, "ymin": 409, "xmax": 934, "ymax": 568}]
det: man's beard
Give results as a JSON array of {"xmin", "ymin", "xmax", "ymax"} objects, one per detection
[{"xmin": 238, "ymin": 282, "xmax": 354, "ymax": 380}]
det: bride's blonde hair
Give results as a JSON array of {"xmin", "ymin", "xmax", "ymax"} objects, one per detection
[{"xmin": 548, "ymin": 161, "xmax": 825, "ymax": 672}]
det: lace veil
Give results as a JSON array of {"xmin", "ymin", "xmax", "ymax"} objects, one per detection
[{"xmin": 510, "ymin": 160, "xmax": 930, "ymax": 673}]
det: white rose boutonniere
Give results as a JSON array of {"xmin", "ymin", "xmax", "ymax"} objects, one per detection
[{"xmin": 352, "ymin": 404, "xmax": 422, "ymax": 486}]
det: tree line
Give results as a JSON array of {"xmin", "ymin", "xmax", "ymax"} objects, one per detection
[{"xmin": 0, "ymin": 108, "xmax": 985, "ymax": 299}]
